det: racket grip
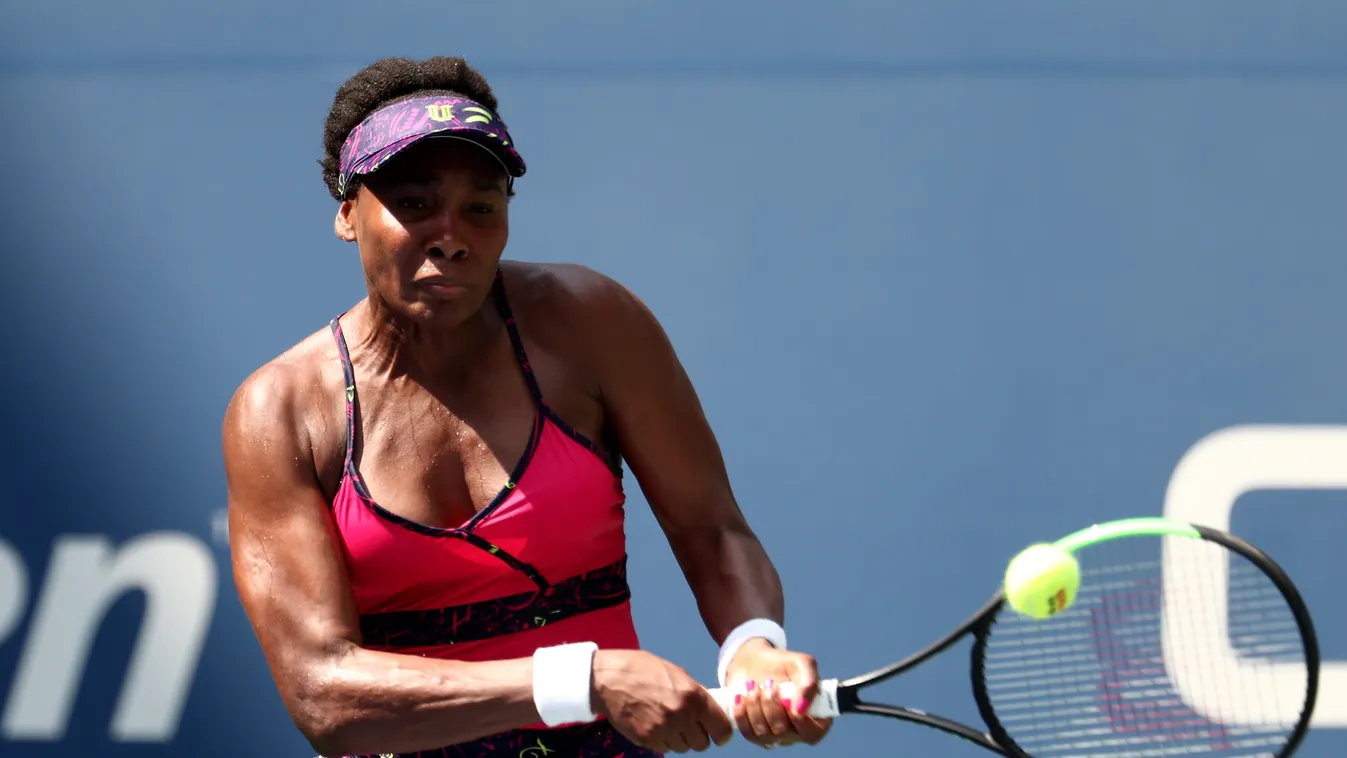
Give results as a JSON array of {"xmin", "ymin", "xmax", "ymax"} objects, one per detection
[{"xmin": 708, "ymin": 678, "xmax": 841, "ymax": 718}]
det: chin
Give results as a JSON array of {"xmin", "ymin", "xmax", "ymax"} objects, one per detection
[{"xmin": 401, "ymin": 295, "xmax": 481, "ymax": 326}]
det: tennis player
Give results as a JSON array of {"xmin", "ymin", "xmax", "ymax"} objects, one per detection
[{"xmin": 222, "ymin": 56, "xmax": 833, "ymax": 757}]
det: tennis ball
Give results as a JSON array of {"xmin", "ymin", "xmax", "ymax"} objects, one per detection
[{"xmin": 1003, "ymin": 543, "xmax": 1080, "ymax": 620}]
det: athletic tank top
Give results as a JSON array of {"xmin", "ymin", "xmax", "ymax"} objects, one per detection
[{"xmin": 327, "ymin": 271, "xmax": 659, "ymax": 758}]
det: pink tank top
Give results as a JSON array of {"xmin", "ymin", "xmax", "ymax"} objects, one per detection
[{"xmin": 326, "ymin": 272, "xmax": 643, "ymax": 743}]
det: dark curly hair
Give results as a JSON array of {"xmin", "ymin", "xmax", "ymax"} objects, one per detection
[{"xmin": 320, "ymin": 56, "xmax": 505, "ymax": 200}]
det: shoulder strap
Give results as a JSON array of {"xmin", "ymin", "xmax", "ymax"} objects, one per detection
[
  {"xmin": 327, "ymin": 316, "xmax": 358, "ymax": 468},
  {"xmin": 492, "ymin": 270, "xmax": 545, "ymax": 404}
]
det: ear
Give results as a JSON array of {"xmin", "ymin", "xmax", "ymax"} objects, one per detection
[{"xmin": 334, "ymin": 197, "xmax": 357, "ymax": 242}]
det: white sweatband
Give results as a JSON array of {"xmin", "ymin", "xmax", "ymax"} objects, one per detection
[
  {"xmin": 717, "ymin": 618, "xmax": 787, "ymax": 686},
  {"xmin": 532, "ymin": 642, "xmax": 600, "ymax": 727}
]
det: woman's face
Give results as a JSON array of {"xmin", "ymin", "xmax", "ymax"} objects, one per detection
[{"xmin": 336, "ymin": 139, "xmax": 511, "ymax": 327}]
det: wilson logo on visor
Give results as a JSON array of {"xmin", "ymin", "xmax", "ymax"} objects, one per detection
[{"xmin": 425, "ymin": 104, "xmax": 454, "ymax": 122}]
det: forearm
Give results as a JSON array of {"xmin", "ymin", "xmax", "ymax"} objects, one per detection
[
  {"xmin": 300, "ymin": 646, "xmax": 540, "ymax": 756},
  {"xmin": 670, "ymin": 524, "xmax": 785, "ymax": 644}
]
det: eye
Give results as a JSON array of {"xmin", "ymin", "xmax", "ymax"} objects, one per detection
[
  {"xmin": 396, "ymin": 196, "xmax": 430, "ymax": 211},
  {"xmin": 467, "ymin": 203, "xmax": 495, "ymax": 214}
]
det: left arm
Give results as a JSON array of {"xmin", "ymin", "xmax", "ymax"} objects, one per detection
[
  {"xmin": 566, "ymin": 266, "xmax": 831, "ymax": 747},
  {"xmin": 584, "ymin": 279, "xmax": 780, "ymax": 643}
]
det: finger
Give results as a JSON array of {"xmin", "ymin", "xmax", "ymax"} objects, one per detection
[
  {"xmin": 700, "ymin": 690, "xmax": 735, "ymax": 747},
  {"xmin": 731, "ymin": 689, "xmax": 755, "ymax": 741},
  {"xmin": 789, "ymin": 654, "xmax": 822, "ymax": 705},
  {"xmin": 739, "ymin": 680, "xmax": 773, "ymax": 743},
  {"xmin": 695, "ymin": 727, "xmax": 716, "ymax": 753},
  {"xmin": 783, "ymin": 659, "xmax": 827, "ymax": 743},
  {"xmin": 681, "ymin": 730, "xmax": 711, "ymax": 753},
  {"xmin": 682, "ymin": 717, "xmax": 713, "ymax": 753},
  {"xmin": 759, "ymin": 678, "xmax": 793, "ymax": 741},
  {"xmin": 664, "ymin": 731, "xmax": 691, "ymax": 754},
  {"xmin": 786, "ymin": 706, "xmax": 833, "ymax": 745}
]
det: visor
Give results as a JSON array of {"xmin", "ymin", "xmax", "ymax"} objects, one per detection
[{"xmin": 337, "ymin": 94, "xmax": 526, "ymax": 197}]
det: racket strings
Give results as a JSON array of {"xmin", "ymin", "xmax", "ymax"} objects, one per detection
[{"xmin": 980, "ymin": 536, "xmax": 1307, "ymax": 757}]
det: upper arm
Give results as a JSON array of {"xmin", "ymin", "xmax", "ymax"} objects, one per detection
[
  {"xmin": 222, "ymin": 363, "xmax": 361, "ymax": 716},
  {"xmin": 557, "ymin": 266, "xmax": 750, "ymax": 538}
]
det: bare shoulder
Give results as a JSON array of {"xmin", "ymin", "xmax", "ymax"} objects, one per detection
[
  {"xmin": 499, "ymin": 260, "xmax": 657, "ymax": 333},
  {"xmin": 222, "ymin": 326, "xmax": 345, "ymax": 475},
  {"xmin": 498, "ymin": 262, "xmax": 681, "ymax": 413}
]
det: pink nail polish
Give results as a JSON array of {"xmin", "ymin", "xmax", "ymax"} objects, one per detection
[
  {"xmin": 795, "ymin": 698, "xmax": 809, "ymax": 715},
  {"xmin": 746, "ymin": 680, "xmax": 756, "ymax": 691},
  {"xmin": 764, "ymin": 678, "xmax": 775, "ymax": 689},
  {"xmin": 781, "ymin": 698, "xmax": 794, "ymax": 713},
  {"xmin": 734, "ymin": 694, "xmax": 743, "ymax": 706}
]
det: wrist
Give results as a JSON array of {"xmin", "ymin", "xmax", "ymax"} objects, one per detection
[
  {"xmin": 532, "ymin": 642, "xmax": 600, "ymax": 727},
  {"xmin": 717, "ymin": 618, "xmax": 787, "ymax": 687},
  {"xmin": 588, "ymin": 648, "xmax": 613, "ymax": 719},
  {"xmin": 734, "ymin": 637, "xmax": 776, "ymax": 656},
  {"xmin": 722, "ymin": 637, "xmax": 773, "ymax": 678}
]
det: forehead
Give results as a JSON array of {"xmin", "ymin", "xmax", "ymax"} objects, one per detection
[{"xmin": 367, "ymin": 138, "xmax": 507, "ymax": 186}]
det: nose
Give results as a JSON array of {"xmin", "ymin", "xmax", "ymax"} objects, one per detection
[
  {"xmin": 427, "ymin": 243, "xmax": 468, "ymax": 262},
  {"xmin": 425, "ymin": 212, "xmax": 469, "ymax": 262}
]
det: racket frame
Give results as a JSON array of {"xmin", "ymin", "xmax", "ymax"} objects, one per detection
[
  {"xmin": 832, "ymin": 591, "xmax": 1010, "ymax": 753},
  {"xmin": 825, "ymin": 520, "xmax": 1321, "ymax": 758}
]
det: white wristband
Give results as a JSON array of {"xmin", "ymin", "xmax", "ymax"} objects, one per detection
[
  {"xmin": 532, "ymin": 642, "xmax": 600, "ymax": 727},
  {"xmin": 717, "ymin": 618, "xmax": 787, "ymax": 687}
]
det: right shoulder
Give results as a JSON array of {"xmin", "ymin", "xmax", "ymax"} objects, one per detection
[{"xmin": 222, "ymin": 325, "xmax": 345, "ymax": 469}]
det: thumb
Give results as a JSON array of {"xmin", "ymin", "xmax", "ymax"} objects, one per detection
[{"xmin": 697, "ymin": 688, "xmax": 736, "ymax": 747}]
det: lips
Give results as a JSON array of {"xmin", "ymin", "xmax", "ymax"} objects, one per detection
[
  {"xmin": 415, "ymin": 277, "xmax": 469, "ymax": 298},
  {"xmin": 414, "ymin": 274, "xmax": 460, "ymax": 286}
]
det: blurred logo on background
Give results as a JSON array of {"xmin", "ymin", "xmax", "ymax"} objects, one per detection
[
  {"xmin": 0, "ymin": 532, "xmax": 216, "ymax": 743},
  {"xmin": 1164, "ymin": 425, "xmax": 1347, "ymax": 729}
]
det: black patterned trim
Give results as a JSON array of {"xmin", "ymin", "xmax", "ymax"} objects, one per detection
[{"xmin": 359, "ymin": 556, "xmax": 631, "ymax": 648}]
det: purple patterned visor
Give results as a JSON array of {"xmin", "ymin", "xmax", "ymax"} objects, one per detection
[{"xmin": 337, "ymin": 94, "xmax": 526, "ymax": 197}]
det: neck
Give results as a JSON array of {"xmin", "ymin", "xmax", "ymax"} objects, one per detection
[{"xmin": 346, "ymin": 294, "xmax": 501, "ymax": 380}]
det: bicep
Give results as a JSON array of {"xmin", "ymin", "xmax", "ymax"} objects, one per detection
[
  {"xmin": 223, "ymin": 372, "xmax": 361, "ymax": 701},
  {"xmin": 587, "ymin": 278, "xmax": 749, "ymax": 536}
]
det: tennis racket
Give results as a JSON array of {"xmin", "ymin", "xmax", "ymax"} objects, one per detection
[{"xmin": 709, "ymin": 517, "xmax": 1320, "ymax": 757}]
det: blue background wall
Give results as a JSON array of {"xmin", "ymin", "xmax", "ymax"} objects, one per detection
[{"xmin": 1, "ymin": 1, "xmax": 1345, "ymax": 755}]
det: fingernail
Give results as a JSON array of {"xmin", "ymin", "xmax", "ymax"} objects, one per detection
[
  {"xmin": 764, "ymin": 678, "xmax": 775, "ymax": 689},
  {"xmin": 781, "ymin": 698, "xmax": 794, "ymax": 713},
  {"xmin": 795, "ymin": 699, "xmax": 809, "ymax": 715},
  {"xmin": 745, "ymin": 680, "xmax": 756, "ymax": 691},
  {"xmin": 734, "ymin": 694, "xmax": 743, "ymax": 706}
]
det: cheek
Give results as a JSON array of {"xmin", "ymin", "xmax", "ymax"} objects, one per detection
[
  {"xmin": 355, "ymin": 212, "xmax": 416, "ymax": 275},
  {"xmin": 473, "ymin": 213, "xmax": 510, "ymax": 247},
  {"xmin": 482, "ymin": 224, "xmax": 509, "ymax": 250},
  {"xmin": 357, "ymin": 242, "xmax": 414, "ymax": 292}
]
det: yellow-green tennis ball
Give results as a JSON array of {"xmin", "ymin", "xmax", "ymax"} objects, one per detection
[{"xmin": 1004, "ymin": 543, "xmax": 1080, "ymax": 619}]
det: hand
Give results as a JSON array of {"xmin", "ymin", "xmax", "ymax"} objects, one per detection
[
  {"xmin": 590, "ymin": 649, "xmax": 734, "ymax": 753},
  {"xmin": 724, "ymin": 639, "xmax": 834, "ymax": 749}
]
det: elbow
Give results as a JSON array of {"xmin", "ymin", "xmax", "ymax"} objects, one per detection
[
  {"xmin": 284, "ymin": 658, "xmax": 362, "ymax": 757},
  {"xmin": 298, "ymin": 720, "xmax": 343, "ymax": 758},
  {"xmin": 293, "ymin": 691, "xmax": 371, "ymax": 758},
  {"xmin": 299, "ymin": 708, "xmax": 404, "ymax": 758},
  {"xmin": 289, "ymin": 685, "xmax": 348, "ymax": 757},
  {"xmin": 305, "ymin": 730, "xmax": 361, "ymax": 758}
]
